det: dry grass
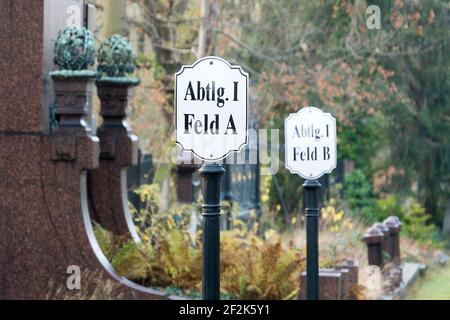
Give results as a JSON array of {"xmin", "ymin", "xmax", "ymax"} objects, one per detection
[
  {"xmin": 47, "ymin": 269, "xmax": 124, "ymax": 300},
  {"xmin": 282, "ymin": 212, "xmax": 439, "ymax": 299}
]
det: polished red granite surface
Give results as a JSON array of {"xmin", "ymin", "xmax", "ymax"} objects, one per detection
[
  {"xmin": 0, "ymin": 0, "xmax": 166, "ymax": 299},
  {"xmin": 0, "ymin": 0, "xmax": 44, "ymax": 133}
]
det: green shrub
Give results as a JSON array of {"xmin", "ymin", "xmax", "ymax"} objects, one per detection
[
  {"xmin": 343, "ymin": 169, "xmax": 377, "ymax": 221},
  {"xmin": 111, "ymin": 241, "xmax": 151, "ymax": 280},
  {"xmin": 94, "ymin": 183, "xmax": 307, "ymax": 299},
  {"xmin": 402, "ymin": 200, "xmax": 442, "ymax": 247},
  {"xmin": 375, "ymin": 195, "xmax": 405, "ymax": 221}
]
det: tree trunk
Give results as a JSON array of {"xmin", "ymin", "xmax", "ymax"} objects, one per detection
[
  {"xmin": 197, "ymin": 0, "xmax": 212, "ymax": 58},
  {"xmin": 443, "ymin": 198, "xmax": 450, "ymax": 236},
  {"xmin": 421, "ymin": 154, "xmax": 439, "ymax": 218},
  {"xmin": 103, "ymin": 0, "xmax": 127, "ymax": 37}
]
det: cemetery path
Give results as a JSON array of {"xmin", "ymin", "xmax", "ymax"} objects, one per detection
[{"xmin": 405, "ymin": 264, "xmax": 450, "ymax": 300}]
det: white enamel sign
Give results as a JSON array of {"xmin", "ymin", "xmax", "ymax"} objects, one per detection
[
  {"xmin": 285, "ymin": 107, "xmax": 337, "ymax": 179},
  {"xmin": 175, "ymin": 56, "xmax": 249, "ymax": 161}
]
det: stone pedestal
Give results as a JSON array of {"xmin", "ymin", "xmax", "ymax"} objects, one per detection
[
  {"xmin": 88, "ymin": 79, "xmax": 140, "ymax": 240},
  {"xmin": 336, "ymin": 260, "xmax": 359, "ymax": 287},
  {"xmin": 299, "ymin": 270, "xmax": 343, "ymax": 300},
  {"xmin": 336, "ymin": 260, "xmax": 360, "ymax": 299},
  {"xmin": 336, "ymin": 268, "xmax": 350, "ymax": 300},
  {"xmin": 373, "ymin": 222, "xmax": 390, "ymax": 264},
  {"xmin": 363, "ymin": 226, "xmax": 384, "ymax": 267},
  {"xmin": 176, "ymin": 163, "xmax": 200, "ymax": 203},
  {"xmin": 384, "ymin": 216, "xmax": 401, "ymax": 266}
]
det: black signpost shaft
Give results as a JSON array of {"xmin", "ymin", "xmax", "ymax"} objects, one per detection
[
  {"xmin": 303, "ymin": 179, "xmax": 322, "ymax": 300},
  {"xmin": 199, "ymin": 162, "xmax": 225, "ymax": 300}
]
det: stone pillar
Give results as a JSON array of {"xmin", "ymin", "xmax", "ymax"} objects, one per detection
[
  {"xmin": 373, "ymin": 222, "xmax": 390, "ymax": 265},
  {"xmin": 336, "ymin": 260, "xmax": 359, "ymax": 287},
  {"xmin": 336, "ymin": 268, "xmax": 350, "ymax": 300},
  {"xmin": 363, "ymin": 226, "xmax": 384, "ymax": 267},
  {"xmin": 336, "ymin": 260, "xmax": 359, "ymax": 299},
  {"xmin": 0, "ymin": 0, "xmax": 44, "ymax": 132},
  {"xmin": 391, "ymin": 216, "xmax": 402, "ymax": 263},
  {"xmin": 175, "ymin": 148, "xmax": 201, "ymax": 203},
  {"xmin": 384, "ymin": 216, "xmax": 401, "ymax": 265},
  {"xmin": 88, "ymin": 79, "xmax": 140, "ymax": 240},
  {"xmin": 320, "ymin": 268, "xmax": 350, "ymax": 300},
  {"xmin": 0, "ymin": 0, "xmax": 50, "ymax": 299},
  {"xmin": 176, "ymin": 163, "xmax": 200, "ymax": 203}
]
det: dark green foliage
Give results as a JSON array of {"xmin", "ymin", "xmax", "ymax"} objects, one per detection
[
  {"xmin": 375, "ymin": 195, "xmax": 405, "ymax": 221},
  {"xmin": 343, "ymin": 169, "xmax": 377, "ymax": 222},
  {"xmin": 376, "ymin": 0, "xmax": 450, "ymax": 220},
  {"xmin": 403, "ymin": 201, "xmax": 443, "ymax": 246},
  {"xmin": 338, "ymin": 109, "xmax": 386, "ymax": 175},
  {"xmin": 53, "ymin": 26, "xmax": 95, "ymax": 70},
  {"xmin": 97, "ymin": 34, "xmax": 137, "ymax": 78},
  {"xmin": 267, "ymin": 103, "xmax": 303, "ymax": 223}
]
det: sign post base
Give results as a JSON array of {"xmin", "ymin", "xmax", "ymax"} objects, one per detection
[
  {"xmin": 199, "ymin": 163, "xmax": 225, "ymax": 300},
  {"xmin": 303, "ymin": 179, "xmax": 322, "ymax": 300}
]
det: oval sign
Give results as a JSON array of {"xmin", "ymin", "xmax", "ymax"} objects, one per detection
[
  {"xmin": 285, "ymin": 107, "xmax": 337, "ymax": 179},
  {"xmin": 175, "ymin": 56, "xmax": 249, "ymax": 162}
]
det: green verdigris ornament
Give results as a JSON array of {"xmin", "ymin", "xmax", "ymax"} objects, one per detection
[
  {"xmin": 54, "ymin": 26, "xmax": 95, "ymax": 69},
  {"xmin": 97, "ymin": 34, "xmax": 139, "ymax": 85},
  {"xmin": 51, "ymin": 26, "xmax": 96, "ymax": 78},
  {"xmin": 49, "ymin": 26, "xmax": 97, "ymax": 132}
]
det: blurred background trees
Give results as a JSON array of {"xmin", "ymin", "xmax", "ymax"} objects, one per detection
[{"xmin": 90, "ymin": 0, "xmax": 449, "ymax": 238}]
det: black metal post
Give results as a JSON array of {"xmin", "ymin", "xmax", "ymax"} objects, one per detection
[
  {"xmin": 199, "ymin": 162, "xmax": 225, "ymax": 300},
  {"xmin": 303, "ymin": 179, "xmax": 321, "ymax": 300}
]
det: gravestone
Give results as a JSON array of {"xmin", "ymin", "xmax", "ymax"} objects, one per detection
[
  {"xmin": 298, "ymin": 270, "xmax": 343, "ymax": 300},
  {"xmin": 0, "ymin": 0, "xmax": 169, "ymax": 300},
  {"xmin": 336, "ymin": 260, "xmax": 360, "ymax": 299}
]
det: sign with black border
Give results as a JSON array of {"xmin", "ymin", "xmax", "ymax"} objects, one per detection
[
  {"xmin": 285, "ymin": 107, "xmax": 337, "ymax": 179},
  {"xmin": 175, "ymin": 56, "xmax": 249, "ymax": 162}
]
